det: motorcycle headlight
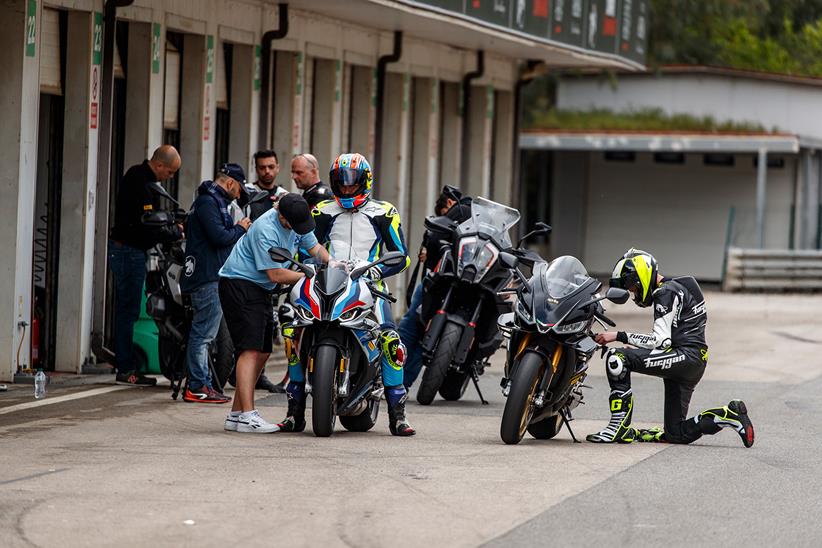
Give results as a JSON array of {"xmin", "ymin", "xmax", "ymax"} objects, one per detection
[
  {"xmin": 553, "ymin": 319, "xmax": 588, "ymax": 335},
  {"xmin": 295, "ymin": 305, "xmax": 314, "ymax": 322},
  {"xmin": 339, "ymin": 308, "xmax": 362, "ymax": 322},
  {"xmin": 458, "ymin": 237, "xmax": 499, "ymax": 281}
]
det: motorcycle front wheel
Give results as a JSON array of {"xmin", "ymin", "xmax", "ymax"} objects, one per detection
[
  {"xmin": 312, "ymin": 345, "xmax": 338, "ymax": 437},
  {"xmin": 500, "ymin": 352, "xmax": 544, "ymax": 445},
  {"xmin": 417, "ymin": 322, "xmax": 462, "ymax": 405}
]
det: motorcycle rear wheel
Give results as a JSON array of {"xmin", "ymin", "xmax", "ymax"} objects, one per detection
[
  {"xmin": 312, "ymin": 345, "xmax": 338, "ymax": 437},
  {"xmin": 417, "ymin": 322, "xmax": 462, "ymax": 405},
  {"xmin": 339, "ymin": 399, "xmax": 380, "ymax": 432},
  {"xmin": 500, "ymin": 352, "xmax": 544, "ymax": 445},
  {"xmin": 438, "ymin": 370, "xmax": 470, "ymax": 401},
  {"xmin": 527, "ymin": 414, "xmax": 562, "ymax": 440}
]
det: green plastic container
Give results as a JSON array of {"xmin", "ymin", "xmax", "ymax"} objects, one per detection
[{"xmin": 132, "ymin": 287, "xmax": 162, "ymax": 374}]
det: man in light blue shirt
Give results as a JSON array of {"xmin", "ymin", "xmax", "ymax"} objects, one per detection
[{"xmin": 219, "ymin": 193, "xmax": 328, "ymax": 433}]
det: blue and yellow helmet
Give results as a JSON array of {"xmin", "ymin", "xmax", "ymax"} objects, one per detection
[
  {"xmin": 610, "ymin": 248, "xmax": 659, "ymax": 308},
  {"xmin": 330, "ymin": 153, "xmax": 373, "ymax": 209}
]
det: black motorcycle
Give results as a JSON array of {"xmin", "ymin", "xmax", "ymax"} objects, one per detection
[
  {"xmin": 416, "ymin": 197, "xmax": 550, "ymax": 405},
  {"xmin": 270, "ymin": 244, "xmax": 406, "ymax": 437},
  {"xmin": 498, "ymin": 255, "xmax": 629, "ymax": 445},
  {"xmin": 141, "ymin": 183, "xmax": 234, "ymax": 399}
]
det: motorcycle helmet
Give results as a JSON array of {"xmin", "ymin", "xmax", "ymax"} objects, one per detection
[
  {"xmin": 329, "ymin": 153, "xmax": 373, "ymax": 209},
  {"xmin": 609, "ymin": 248, "xmax": 659, "ymax": 308}
]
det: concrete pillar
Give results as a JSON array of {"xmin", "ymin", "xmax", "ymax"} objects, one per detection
[
  {"xmin": 123, "ymin": 22, "xmax": 165, "ymax": 167},
  {"xmin": 228, "ymin": 43, "xmax": 260, "ymax": 171},
  {"xmin": 0, "ymin": 0, "xmax": 41, "ymax": 381},
  {"xmin": 349, "ymin": 65, "xmax": 377, "ymax": 161},
  {"xmin": 492, "ymin": 90, "xmax": 515, "ymax": 206},
  {"xmin": 464, "ymin": 84, "xmax": 494, "ymax": 199},
  {"xmin": 378, "ymin": 71, "xmax": 412, "ymax": 304},
  {"xmin": 270, "ymin": 50, "xmax": 296, "ymax": 187},
  {"xmin": 310, "ymin": 58, "xmax": 343, "ymax": 180},
  {"xmin": 301, "ymin": 55, "xmax": 314, "ymax": 154},
  {"xmin": 178, "ymin": 33, "xmax": 212, "ymax": 206},
  {"xmin": 799, "ymin": 150, "xmax": 820, "ymax": 249},
  {"xmin": 755, "ymin": 148, "xmax": 768, "ymax": 249},
  {"xmin": 439, "ymin": 81, "xmax": 462, "ymax": 190},
  {"xmin": 55, "ymin": 11, "xmax": 100, "ymax": 372},
  {"xmin": 408, "ymin": 77, "xmax": 441, "ymax": 254}
]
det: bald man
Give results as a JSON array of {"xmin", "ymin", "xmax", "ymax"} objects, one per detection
[
  {"xmin": 109, "ymin": 145, "xmax": 183, "ymax": 385},
  {"xmin": 291, "ymin": 153, "xmax": 333, "ymax": 208}
]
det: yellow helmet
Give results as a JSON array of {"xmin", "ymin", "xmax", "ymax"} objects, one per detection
[{"xmin": 609, "ymin": 249, "xmax": 659, "ymax": 308}]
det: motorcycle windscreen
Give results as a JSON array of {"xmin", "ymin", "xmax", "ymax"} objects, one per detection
[
  {"xmin": 529, "ymin": 257, "xmax": 591, "ymax": 330},
  {"xmin": 315, "ymin": 266, "xmax": 349, "ymax": 297},
  {"xmin": 457, "ymin": 196, "xmax": 520, "ymax": 248}
]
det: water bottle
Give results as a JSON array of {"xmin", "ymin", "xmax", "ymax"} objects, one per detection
[{"xmin": 34, "ymin": 369, "xmax": 47, "ymax": 399}]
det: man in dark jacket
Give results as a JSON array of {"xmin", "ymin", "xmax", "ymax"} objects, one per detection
[
  {"xmin": 247, "ymin": 149, "xmax": 288, "ymax": 221},
  {"xmin": 109, "ymin": 145, "xmax": 182, "ymax": 385},
  {"xmin": 180, "ymin": 163, "xmax": 251, "ymax": 403},
  {"xmin": 399, "ymin": 186, "xmax": 472, "ymax": 389},
  {"xmin": 291, "ymin": 153, "xmax": 333, "ymax": 208}
]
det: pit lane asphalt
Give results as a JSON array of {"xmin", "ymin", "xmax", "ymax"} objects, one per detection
[{"xmin": 0, "ymin": 291, "xmax": 819, "ymax": 547}]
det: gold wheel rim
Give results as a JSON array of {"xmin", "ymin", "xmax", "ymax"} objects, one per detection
[{"xmin": 518, "ymin": 373, "xmax": 539, "ymax": 438}]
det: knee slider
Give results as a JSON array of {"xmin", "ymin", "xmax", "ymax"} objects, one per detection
[
  {"xmin": 380, "ymin": 329, "xmax": 406, "ymax": 370},
  {"xmin": 606, "ymin": 349, "xmax": 628, "ymax": 381}
]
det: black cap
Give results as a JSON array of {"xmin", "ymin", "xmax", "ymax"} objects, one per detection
[
  {"xmin": 277, "ymin": 193, "xmax": 315, "ymax": 235},
  {"xmin": 219, "ymin": 163, "xmax": 247, "ymax": 185}
]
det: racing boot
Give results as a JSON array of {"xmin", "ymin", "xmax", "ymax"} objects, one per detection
[
  {"xmin": 586, "ymin": 389, "xmax": 636, "ymax": 443},
  {"xmin": 385, "ymin": 386, "xmax": 415, "ymax": 437},
  {"xmin": 277, "ymin": 382, "xmax": 306, "ymax": 433},
  {"xmin": 693, "ymin": 399, "xmax": 754, "ymax": 448}
]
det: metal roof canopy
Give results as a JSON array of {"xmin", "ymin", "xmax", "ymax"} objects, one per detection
[
  {"xmin": 520, "ymin": 132, "xmax": 803, "ymax": 154},
  {"xmin": 283, "ymin": 0, "xmax": 642, "ymax": 70}
]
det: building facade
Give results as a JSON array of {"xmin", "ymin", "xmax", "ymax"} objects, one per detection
[{"xmin": 0, "ymin": 0, "xmax": 645, "ymax": 381}]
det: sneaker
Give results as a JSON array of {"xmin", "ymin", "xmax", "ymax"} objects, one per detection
[
  {"xmin": 184, "ymin": 386, "xmax": 231, "ymax": 404},
  {"xmin": 116, "ymin": 372, "xmax": 157, "ymax": 386},
  {"xmin": 728, "ymin": 400, "xmax": 755, "ymax": 448},
  {"xmin": 224, "ymin": 413, "xmax": 240, "ymax": 432},
  {"xmin": 236, "ymin": 410, "xmax": 280, "ymax": 433}
]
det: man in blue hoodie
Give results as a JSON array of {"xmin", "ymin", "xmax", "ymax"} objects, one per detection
[{"xmin": 181, "ymin": 163, "xmax": 252, "ymax": 403}]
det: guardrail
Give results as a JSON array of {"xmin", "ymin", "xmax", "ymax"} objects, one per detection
[{"xmin": 723, "ymin": 248, "xmax": 822, "ymax": 291}]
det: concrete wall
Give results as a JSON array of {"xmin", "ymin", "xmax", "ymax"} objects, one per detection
[
  {"xmin": 558, "ymin": 73, "xmax": 822, "ymax": 142},
  {"xmin": 551, "ymin": 151, "xmax": 797, "ymax": 280}
]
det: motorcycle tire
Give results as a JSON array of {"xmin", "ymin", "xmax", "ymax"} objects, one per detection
[
  {"xmin": 500, "ymin": 352, "xmax": 544, "ymax": 445},
  {"xmin": 527, "ymin": 414, "xmax": 562, "ymax": 440},
  {"xmin": 209, "ymin": 318, "xmax": 235, "ymax": 391},
  {"xmin": 158, "ymin": 334, "xmax": 183, "ymax": 381},
  {"xmin": 339, "ymin": 399, "xmax": 380, "ymax": 432},
  {"xmin": 312, "ymin": 345, "xmax": 338, "ymax": 437},
  {"xmin": 417, "ymin": 322, "xmax": 462, "ymax": 405},
  {"xmin": 438, "ymin": 370, "xmax": 470, "ymax": 401}
]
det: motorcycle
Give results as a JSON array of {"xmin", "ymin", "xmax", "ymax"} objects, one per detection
[
  {"xmin": 141, "ymin": 182, "xmax": 234, "ymax": 399},
  {"xmin": 269, "ymin": 243, "xmax": 406, "ymax": 437},
  {"xmin": 498, "ymin": 255, "xmax": 629, "ymax": 445},
  {"xmin": 416, "ymin": 197, "xmax": 550, "ymax": 405}
]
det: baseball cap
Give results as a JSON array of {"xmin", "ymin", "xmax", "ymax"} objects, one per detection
[
  {"xmin": 277, "ymin": 193, "xmax": 316, "ymax": 235},
  {"xmin": 219, "ymin": 163, "xmax": 247, "ymax": 184}
]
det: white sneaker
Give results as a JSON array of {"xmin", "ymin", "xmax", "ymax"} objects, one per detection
[
  {"xmin": 224, "ymin": 414, "xmax": 240, "ymax": 432},
  {"xmin": 236, "ymin": 410, "xmax": 280, "ymax": 433}
]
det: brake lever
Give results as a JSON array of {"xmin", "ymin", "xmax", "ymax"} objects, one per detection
[
  {"xmin": 367, "ymin": 283, "xmax": 396, "ymax": 303},
  {"xmin": 594, "ymin": 311, "xmax": 616, "ymax": 327}
]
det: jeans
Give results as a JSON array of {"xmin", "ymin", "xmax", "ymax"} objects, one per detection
[
  {"xmin": 108, "ymin": 240, "xmax": 147, "ymax": 374},
  {"xmin": 185, "ymin": 282, "xmax": 223, "ymax": 390},
  {"xmin": 398, "ymin": 284, "xmax": 424, "ymax": 389}
]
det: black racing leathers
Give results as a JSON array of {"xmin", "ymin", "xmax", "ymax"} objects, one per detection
[{"xmin": 609, "ymin": 277, "xmax": 710, "ymax": 443}]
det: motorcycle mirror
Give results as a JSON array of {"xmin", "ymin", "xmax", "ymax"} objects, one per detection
[
  {"xmin": 141, "ymin": 211, "xmax": 173, "ymax": 227},
  {"xmin": 498, "ymin": 251, "xmax": 518, "ymax": 269},
  {"xmin": 516, "ymin": 221, "xmax": 551, "ymax": 247},
  {"xmin": 268, "ymin": 247, "xmax": 294, "ymax": 263},
  {"xmin": 606, "ymin": 287, "xmax": 630, "ymax": 304},
  {"xmin": 148, "ymin": 181, "xmax": 180, "ymax": 206},
  {"xmin": 424, "ymin": 215, "xmax": 458, "ymax": 233},
  {"xmin": 379, "ymin": 251, "xmax": 407, "ymax": 268}
]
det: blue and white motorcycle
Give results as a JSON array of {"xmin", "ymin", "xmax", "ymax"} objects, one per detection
[{"xmin": 269, "ymin": 243, "xmax": 405, "ymax": 437}]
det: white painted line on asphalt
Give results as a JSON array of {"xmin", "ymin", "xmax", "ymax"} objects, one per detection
[{"xmin": 0, "ymin": 385, "xmax": 131, "ymax": 415}]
